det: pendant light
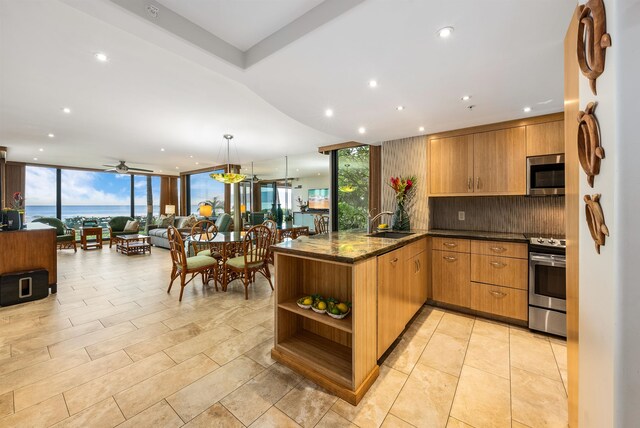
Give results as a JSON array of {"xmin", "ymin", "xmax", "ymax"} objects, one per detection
[{"xmin": 210, "ymin": 134, "xmax": 247, "ymax": 184}]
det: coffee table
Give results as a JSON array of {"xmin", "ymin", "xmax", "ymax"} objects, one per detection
[
  {"xmin": 80, "ymin": 226, "xmax": 103, "ymax": 250},
  {"xmin": 114, "ymin": 234, "xmax": 151, "ymax": 256}
]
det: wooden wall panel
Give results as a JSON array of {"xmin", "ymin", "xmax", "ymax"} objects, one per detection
[
  {"xmin": 4, "ymin": 162, "xmax": 25, "ymax": 209},
  {"xmin": 159, "ymin": 176, "xmax": 179, "ymax": 215},
  {"xmin": 564, "ymin": 7, "xmax": 580, "ymax": 427},
  {"xmin": 369, "ymin": 145, "xmax": 381, "ymax": 221}
]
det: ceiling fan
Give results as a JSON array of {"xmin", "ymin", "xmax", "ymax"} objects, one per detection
[{"xmin": 103, "ymin": 160, "xmax": 153, "ymax": 174}]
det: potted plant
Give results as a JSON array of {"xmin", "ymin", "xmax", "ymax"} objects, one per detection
[{"xmin": 388, "ymin": 176, "xmax": 416, "ymax": 231}]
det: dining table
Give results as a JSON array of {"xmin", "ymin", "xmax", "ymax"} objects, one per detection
[{"xmin": 186, "ymin": 231, "xmax": 247, "ymax": 291}]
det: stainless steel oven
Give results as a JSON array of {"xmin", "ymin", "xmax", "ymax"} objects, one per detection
[
  {"xmin": 527, "ymin": 154, "xmax": 565, "ymax": 196},
  {"xmin": 527, "ymin": 236, "xmax": 566, "ymax": 337}
]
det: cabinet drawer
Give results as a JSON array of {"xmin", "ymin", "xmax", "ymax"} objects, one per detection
[
  {"xmin": 432, "ymin": 250, "xmax": 470, "ymax": 307},
  {"xmin": 470, "ymin": 282, "xmax": 527, "ymax": 321},
  {"xmin": 432, "ymin": 237, "xmax": 470, "ymax": 253},
  {"xmin": 470, "ymin": 240, "xmax": 528, "ymax": 259},
  {"xmin": 403, "ymin": 238, "xmax": 427, "ymax": 259},
  {"xmin": 471, "ymin": 254, "xmax": 528, "ymax": 290}
]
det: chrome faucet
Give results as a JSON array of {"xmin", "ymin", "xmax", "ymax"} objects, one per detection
[{"xmin": 367, "ymin": 211, "xmax": 393, "ymax": 234}]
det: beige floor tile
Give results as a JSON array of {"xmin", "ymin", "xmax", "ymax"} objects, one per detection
[
  {"xmin": 332, "ymin": 365, "xmax": 408, "ymax": 428},
  {"xmin": 435, "ymin": 312, "xmax": 475, "ymax": 341},
  {"xmin": 64, "ymin": 351, "xmax": 175, "ymax": 414},
  {"xmin": 249, "ymin": 406, "xmax": 302, "ymax": 428},
  {"xmin": 511, "ymin": 366, "xmax": 568, "ymax": 428},
  {"xmin": 0, "ymin": 344, "xmax": 10, "ymax": 359},
  {"xmin": 48, "ymin": 322, "xmax": 137, "ymax": 358},
  {"xmin": 276, "ymin": 379, "xmax": 338, "ymax": 428},
  {"xmin": 402, "ymin": 307, "xmax": 445, "ymax": 340},
  {"xmin": 418, "ymin": 332, "xmax": 468, "ymax": 377},
  {"xmin": 0, "ymin": 348, "xmax": 91, "ymax": 396},
  {"xmin": 164, "ymin": 324, "xmax": 240, "ymax": 363},
  {"xmin": 206, "ymin": 326, "xmax": 273, "ymax": 365},
  {"xmin": 221, "ymin": 363, "xmax": 301, "ymax": 425},
  {"xmin": 244, "ymin": 338, "xmax": 276, "ymax": 368},
  {"xmin": 511, "ymin": 421, "xmax": 532, "ymax": 428},
  {"xmin": 86, "ymin": 322, "xmax": 170, "ymax": 360},
  {"xmin": 123, "ymin": 322, "xmax": 204, "ymax": 361},
  {"xmin": 0, "ymin": 391, "xmax": 13, "ymax": 418},
  {"xmin": 115, "ymin": 353, "xmax": 219, "ymax": 418},
  {"xmin": 0, "ymin": 347, "xmax": 50, "ymax": 376},
  {"xmin": 14, "ymin": 350, "xmax": 132, "ymax": 411},
  {"xmin": 382, "ymin": 414, "xmax": 416, "ymax": 427},
  {"xmin": 0, "ymin": 394, "xmax": 68, "ymax": 428},
  {"xmin": 183, "ymin": 403, "xmax": 244, "ymax": 428},
  {"xmin": 131, "ymin": 306, "xmax": 195, "ymax": 328},
  {"xmin": 550, "ymin": 341, "xmax": 568, "ymax": 394},
  {"xmin": 51, "ymin": 397, "xmax": 125, "ymax": 428},
  {"xmin": 390, "ymin": 363, "xmax": 457, "ymax": 428},
  {"xmin": 225, "ymin": 307, "xmax": 274, "ymax": 332},
  {"xmin": 446, "ymin": 417, "xmax": 474, "ymax": 428},
  {"xmin": 167, "ymin": 355, "xmax": 264, "ymax": 422},
  {"xmin": 509, "ymin": 325, "xmax": 553, "ymax": 341},
  {"xmin": 0, "ymin": 314, "xmax": 73, "ymax": 345},
  {"xmin": 163, "ymin": 304, "xmax": 234, "ymax": 330},
  {"xmin": 464, "ymin": 333, "xmax": 510, "ymax": 379},
  {"xmin": 383, "ymin": 333, "xmax": 431, "ymax": 375},
  {"xmin": 99, "ymin": 302, "xmax": 172, "ymax": 327},
  {"xmin": 117, "ymin": 400, "xmax": 184, "ymax": 428},
  {"xmin": 450, "ymin": 365, "xmax": 511, "ymax": 428},
  {"xmin": 471, "ymin": 319, "xmax": 510, "ymax": 343},
  {"xmin": 9, "ymin": 320, "xmax": 104, "ymax": 355},
  {"xmin": 316, "ymin": 410, "xmax": 359, "ymax": 427},
  {"xmin": 510, "ymin": 334, "xmax": 561, "ymax": 381},
  {"xmin": 69, "ymin": 302, "xmax": 140, "ymax": 326}
]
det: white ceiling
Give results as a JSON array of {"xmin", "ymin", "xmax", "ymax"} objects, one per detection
[
  {"xmin": 0, "ymin": 0, "xmax": 576, "ymax": 176},
  {"xmin": 155, "ymin": 0, "xmax": 324, "ymax": 51}
]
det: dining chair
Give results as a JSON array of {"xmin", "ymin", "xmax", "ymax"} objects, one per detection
[
  {"xmin": 225, "ymin": 225, "xmax": 274, "ymax": 300},
  {"xmin": 262, "ymin": 219, "xmax": 278, "ymax": 264},
  {"xmin": 190, "ymin": 220, "xmax": 221, "ymax": 258},
  {"xmin": 314, "ymin": 215, "xmax": 329, "ymax": 234},
  {"xmin": 167, "ymin": 226, "xmax": 219, "ymax": 301}
]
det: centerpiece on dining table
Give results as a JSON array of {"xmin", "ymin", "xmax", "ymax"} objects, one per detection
[{"xmin": 388, "ymin": 175, "xmax": 416, "ymax": 231}]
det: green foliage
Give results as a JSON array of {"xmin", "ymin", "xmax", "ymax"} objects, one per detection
[{"xmin": 337, "ymin": 146, "xmax": 369, "ymax": 230}]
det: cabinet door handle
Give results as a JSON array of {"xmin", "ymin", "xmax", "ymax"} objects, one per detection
[
  {"xmin": 476, "ymin": 177, "xmax": 481, "ymax": 190},
  {"xmin": 468, "ymin": 178, "xmax": 472, "ymax": 190},
  {"xmin": 443, "ymin": 242, "xmax": 457, "ymax": 248},
  {"xmin": 443, "ymin": 256, "xmax": 457, "ymax": 262},
  {"xmin": 489, "ymin": 290, "xmax": 507, "ymax": 298},
  {"xmin": 490, "ymin": 261, "xmax": 507, "ymax": 268},
  {"xmin": 390, "ymin": 257, "xmax": 398, "ymax": 265},
  {"xmin": 489, "ymin": 246, "xmax": 507, "ymax": 253},
  {"xmin": 414, "ymin": 259, "xmax": 419, "ymax": 272}
]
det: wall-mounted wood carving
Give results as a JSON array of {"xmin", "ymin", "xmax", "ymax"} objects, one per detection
[
  {"xmin": 584, "ymin": 194, "xmax": 609, "ymax": 254},
  {"xmin": 577, "ymin": 102, "xmax": 605, "ymax": 187},
  {"xmin": 577, "ymin": 0, "xmax": 612, "ymax": 95}
]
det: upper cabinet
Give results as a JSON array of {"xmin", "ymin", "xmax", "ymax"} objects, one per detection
[
  {"xmin": 526, "ymin": 120, "xmax": 564, "ymax": 156},
  {"xmin": 427, "ymin": 114, "xmax": 564, "ymax": 197}
]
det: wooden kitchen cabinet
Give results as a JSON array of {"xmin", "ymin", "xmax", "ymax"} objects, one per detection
[
  {"xmin": 404, "ymin": 241, "xmax": 428, "ymax": 316},
  {"xmin": 377, "ymin": 247, "xmax": 405, "ymax": 358},
  {"xmin": 526, "ymin": 120, "xmax": 564, "ymax": 156},
  {"xmin": 470, "ymin": 282, "xmax": 528, "ymax": 321},
  {"xmin": 473, "ymin": 127, "xmax": 526, "ymax": 194},
  {"xmin": 428, "ymin": 135, "xmax": 474, "ymax": 195},
  {"xmin": 431, "ymin": 250, "xmax": 470, "ymax": 308},
  {"xmin": 471, "ymin": 254, "xmax": 528, "ymax": 290}
]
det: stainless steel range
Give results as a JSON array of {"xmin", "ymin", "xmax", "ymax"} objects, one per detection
[{"xmin": 526, "ymin": 235, "xmax": 566, "ymax": 337}]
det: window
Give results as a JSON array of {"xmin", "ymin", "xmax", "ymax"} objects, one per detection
[
  {"xmin": 337, "ymin": 146, "xmax": 370, "ymax": 230},
  {"xmin": 133, "ymin": 175, "xmax": 160, "ymax": 231},
  {"xmin": 24, "ymin": 166, "xmax": 57, "ymax": 223},
  {"xmin": 189, "ymin": 170, "xmax": 225, "ymax": 215},
  {"xmin": 60, "ymin": 170, "xmax": 132, "ymax": 236}
]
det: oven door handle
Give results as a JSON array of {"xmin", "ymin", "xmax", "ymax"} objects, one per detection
[{"xmin": 530, "ymin": 254, "xmax": 566, "ymax": 268}]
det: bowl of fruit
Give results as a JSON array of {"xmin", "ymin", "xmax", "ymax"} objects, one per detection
[
  {"xmin": 311, "ymin": 295, "xmax": 327, "ymax": 314},
  {"xmin": 377, "ymin": 223, "xmax": 389, "ymax": 230},
  {"xmin": 297, "ymin": 295, "xmax": 313, "ymax": 309},
  {"xmin": 327, "ymin": 301, "xmax": 351, "ymax": 319}
]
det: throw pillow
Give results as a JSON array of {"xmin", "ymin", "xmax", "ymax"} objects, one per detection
[
  {"xmin": 123, "ymin": 220, "xmax": 139, "ymax": 232},
  {"xmin": 182, "ymin": 214, "xmax": 198, "ymax": 229},
  {"xmin": 156, "ymin": 214, "xmax": 175, "ymax": 228}
]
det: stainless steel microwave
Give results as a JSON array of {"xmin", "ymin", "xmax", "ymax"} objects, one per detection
[{"xmin": 527, "ymin": 154, "xmax": 565, "ymax": 196}]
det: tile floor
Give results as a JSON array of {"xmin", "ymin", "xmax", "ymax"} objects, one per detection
[{"xmin": 0, "ymin": 246, "xmax": 568, "ymax": 427}]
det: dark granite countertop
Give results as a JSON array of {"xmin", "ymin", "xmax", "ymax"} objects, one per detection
[
  {"xmin": 427, "ymin": 229, "xmax": 528, "ymax": 243},
  {"xmin": 271, "ymin": 230, "xmax": 430, "ymax": 264}
]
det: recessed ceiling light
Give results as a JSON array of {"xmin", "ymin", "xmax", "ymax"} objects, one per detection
[
  {"xmin": 39, "ymin": 148, "xmax": 44, "ymax": 152},
  {"xmin": 324, "ymin": 108, "xmax": 334, "ymax": 117},
  {"xmin": 33, "ymin": 157, "xmax": 38, "ymax": 161},
  {"xmin": 317, "ymin": 173, "xmax": 321, "ymax": 176},
  {"xmin": 438, "ymin": 26, "xmax": 454, "ymax": 38},
  {"xmin": 396, "ymin": 105, "xmax": 405, "ymax": 111},
  {"xmin": 175, "ymin": 166, "xmax": 179, "ymax": 169},
  {"xmin": 461, "ymin": 95, "xmax": 471, "ymax": 101},
  {"xmin": 195, "ymin": 162, "xmax": 199, "ymax": 165},
  {"xmin": 296, "ymin": 168, "xmax": 300, "ymax": 172},
  {"xmin": 160, "ymin": 148, "xmax": 165, "ymax": 152},
  {"xmin": 62, "ymin": 107, "xmax": 71, "ymax": 114},
  {"xmin": 419, "ymin": 126, "xmax": 425, "ymax": 132},
  {"xmin": 159, "ymin": 170, "xmax": 163, "ymax": 172},
  {"xmin": 523, "ymin": 106, "xmax": 532, "ymax": 113},
  {"xmin": 47, "ymin": 133, "xmax": 55, "ymax": 138},
  {"xmin": 358, "ymin": 127, "xmax": 366, "ymax": 134},
  {"xmin": 368, "ymin": 80, "xmax": 378, "ymax": 88},
  {"xmin": 94, "ymin": 52, "xmax": 108, "ymax": 62},
  {"xmin": 189, "ymin": 155, "xmax": 193, "ymax": 158}
]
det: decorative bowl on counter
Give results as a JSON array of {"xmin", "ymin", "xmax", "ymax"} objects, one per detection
[{"xmin": 297, "ymin": 296, "xmax": 313, "ymax": 309}]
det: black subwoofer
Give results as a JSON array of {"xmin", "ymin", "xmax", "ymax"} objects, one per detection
[{"xmin": 0, "ymin": 269, "xmax": 49, "ymax": 307}]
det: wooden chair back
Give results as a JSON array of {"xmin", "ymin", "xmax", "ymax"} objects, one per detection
[
  {"xmin": 314, "ymin": 215, "xmax": 329, "ymax": 234},
  {"xmin": 167, "ymin": 226, "xmax": 187, "ymax": 271},
  {"xmin": 262, "ymin": 219, "xmax": 278, "ymax": 244},
  {"xmin": 191, "ymin": 220, "xmax": 218, "ymax": 240},
  {"xmin": 244, "ymin": 225, "xmax": 271, "ymax": 266}
]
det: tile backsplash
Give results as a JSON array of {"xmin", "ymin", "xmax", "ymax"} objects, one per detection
[{"xmin": 429, "ymin": 196, "xmax": 565, "ymax": 236}]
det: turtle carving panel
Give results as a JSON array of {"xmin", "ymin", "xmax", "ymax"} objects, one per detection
[
  {"xmin": 584, "ymin": 194, "xmax": 609, "ymax": 254},
  {"xmin": 577, "ymin": 102, "xmax": 605, "ymax": 187},
  {"xmin": 577, "ymin": 0, "xmax": 612, "ymax": 95}
]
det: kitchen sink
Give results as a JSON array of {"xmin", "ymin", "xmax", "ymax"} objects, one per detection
[{"xmin": 367, "ymin": 231, "xmax": 415, "ymax": 239}]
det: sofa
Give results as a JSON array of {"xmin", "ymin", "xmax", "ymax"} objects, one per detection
[{"xmin": 148, "ymin": 213, "xmax": 233, "ymax": 249}]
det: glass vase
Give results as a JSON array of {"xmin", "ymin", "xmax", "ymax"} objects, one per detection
[{"xmin": 392, "ymin": 203, "xmax": 410, "ymax": 231}]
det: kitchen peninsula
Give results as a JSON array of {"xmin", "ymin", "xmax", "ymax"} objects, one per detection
[{"xmin": 270, "ymin": 230, "xmax": 429, "ymax": 405}]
